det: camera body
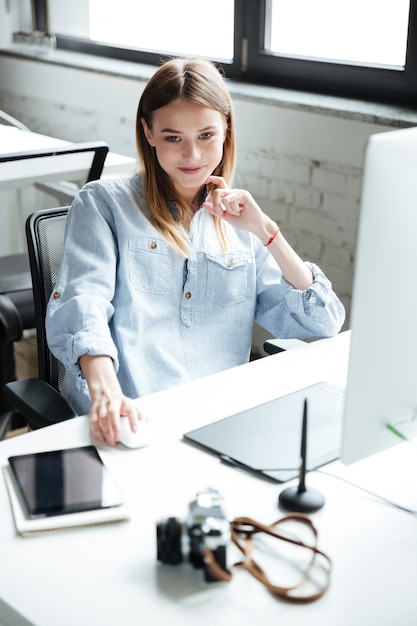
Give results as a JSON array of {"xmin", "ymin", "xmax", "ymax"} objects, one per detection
[{"xmin": 156, "ymin": 487, "xmax": 230, "ymax": 582}]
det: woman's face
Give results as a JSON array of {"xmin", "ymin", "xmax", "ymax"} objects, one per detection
[{"xmin": 142, "ymin": 100, "xmax": 227, "ymax": 203}]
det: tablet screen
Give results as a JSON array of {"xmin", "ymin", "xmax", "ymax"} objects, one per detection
[{"xmin": 8, "ymin": 445, "xmax": 124, "ymax": 519}]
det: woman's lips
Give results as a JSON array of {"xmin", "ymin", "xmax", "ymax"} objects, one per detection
[{"xmin": 179, "ymin": 166, "xmax": 204, "ymax": 175}]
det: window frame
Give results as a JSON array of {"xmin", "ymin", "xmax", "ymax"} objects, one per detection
[
  {"xmin": 41, "ymin": 0, "xmax": 417, "ymax": 104},
  {"xmin": 243, "ymin": 0, "xmax": 417, "ymax": 103}
]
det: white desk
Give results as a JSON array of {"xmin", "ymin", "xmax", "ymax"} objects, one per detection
[
  {"xmin": 0, "ymin": 126, "xmax": 136, "ymax": 255},
  {"xmin": 0, "ymin": 332, "xmax": 416, "ymax": 626},
  {"xmin": 0, "ymin": 126, "xmax": 136, "ymax": 185}
]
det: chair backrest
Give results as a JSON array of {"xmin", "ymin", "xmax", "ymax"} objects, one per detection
[{"xmin": 25, "ymin": 207, "xmax": 70, "ymax": 391}]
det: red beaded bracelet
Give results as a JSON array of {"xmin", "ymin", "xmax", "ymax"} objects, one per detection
[{"xmin": 264, "ymin": 226, "xmax": 280, "ymax": 247}]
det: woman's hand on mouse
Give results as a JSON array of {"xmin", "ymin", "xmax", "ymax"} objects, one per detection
[
  {"xmin": 89, "ymin": 391, "xmax": 141, "ymax": 447},
  {"xmin": 79, "ymin": 354, "xmax": 143, "ymax": 446}
]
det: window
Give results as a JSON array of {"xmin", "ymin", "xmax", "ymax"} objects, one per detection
[
  {"xmin": 48, "ymin": 0, "xmax": 234, "ymax": 61},
  {"xmin": 42, "ymin": 0, "xmax": 417, "ymax": 103},
  {"xmin": 267, "ymin": 0, "xmax": 409, "ymax": 67}
]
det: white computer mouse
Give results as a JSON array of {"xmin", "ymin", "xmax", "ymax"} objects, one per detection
[{"xmin": 118, "ymin": 417, "xmax": 150, "ymax": 449}]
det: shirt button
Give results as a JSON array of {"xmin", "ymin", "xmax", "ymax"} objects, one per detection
[
  {"xmin": 185, "ymin": 291, "xmax": 192, "ymax": 299},
  {"xmin": 150, "ymin": 241, "xmax": 157, "ymax": 249},
  {"xmin": 226, "ymin": 261, "xmax": 232, "ymax": 268},
  {"xmin": 53, "ymin": 292, "xmax": 61, "ymax": 299},
  {"xmin": 310, "ymin": 296, "xmax": 316, "ymax": 303}
]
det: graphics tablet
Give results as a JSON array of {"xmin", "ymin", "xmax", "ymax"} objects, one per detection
[
  {"xmin": 184, "ymin": 382, "xmax": 345, "ymax": 482},
  {"xmin": 8, "ymin": 445, "xmax": 124, "ymax": 519}
]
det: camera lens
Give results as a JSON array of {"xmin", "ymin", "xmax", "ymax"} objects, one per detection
[{"xmin": 156, "ymin": 517, "xmax": 183, "ymax": 565}]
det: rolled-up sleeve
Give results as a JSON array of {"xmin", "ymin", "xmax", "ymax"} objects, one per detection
[
  {"xmin": 255, "ymin": 256, "xmax": 345, "ymax": 339},
  {"xmin": 46, "ymin": 186, "xmax": 120, "ymax": 376}
]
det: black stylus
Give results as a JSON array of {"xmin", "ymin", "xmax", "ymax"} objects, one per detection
[
  {"xmin": 278, "ymin": 398, "xmax": 325, "ymax": 513},
  {"xmin": 298, "ymin": 398, "xmax": 308, "ymax": 493}
]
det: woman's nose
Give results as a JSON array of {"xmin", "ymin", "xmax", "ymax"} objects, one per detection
[{"xmin": 182, "ymin": 140, "xmax": 200, "ymax": 160}]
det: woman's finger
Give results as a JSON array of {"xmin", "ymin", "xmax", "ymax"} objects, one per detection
[{"xmin": 205, "ymin": 175, "xmax": 229, "ymax": 190}]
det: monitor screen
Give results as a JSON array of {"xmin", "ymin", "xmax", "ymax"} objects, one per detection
[{"xmin": 341, "ymin": 126, "xmax": 417, "ymax": 464}]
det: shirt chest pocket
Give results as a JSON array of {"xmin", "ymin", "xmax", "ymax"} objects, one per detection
[
  {"xmin": 205, "ymin": 253, "xmax": 252, "ymax": 306},
  {"xmin": 128, "ymin": 236, "xmax": 174, "ymax": 295}
]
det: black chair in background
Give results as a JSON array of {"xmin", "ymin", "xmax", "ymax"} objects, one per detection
[{"xmin": 0, "ymin": 142, "xmax": 109, "ymax": 437}]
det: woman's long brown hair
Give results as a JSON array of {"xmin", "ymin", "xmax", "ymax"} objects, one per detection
[{"xmin": 136, "ymin": 58, "xmax": 236, "ymax": 255}]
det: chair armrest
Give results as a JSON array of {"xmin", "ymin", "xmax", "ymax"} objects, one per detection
[
  {"xmin": 263, "ymin": 338, "xmax": 307, "ymax": 355},
  {"xmin": 4, "ymin": 378, "xmax": 77, "ymax": 430},
  {"xmin": 0, "ymin": 295, "xmax": 23, "ymax": 344}
]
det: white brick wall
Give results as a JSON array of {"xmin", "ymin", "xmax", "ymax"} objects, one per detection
[
  {"xmin": 248, "ymin": 153, "xmax": 362, "ymax": 353},
  {"xmin": 236, "ymin": 147, "xmax": 362, "ymax": 324}
]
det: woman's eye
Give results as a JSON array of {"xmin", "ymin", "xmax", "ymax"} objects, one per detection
[
  {"xmin": 166, "ymin": 136, "xmax": 180, "ymax": 142},
  {"xmin": 200, "ymin": 132, "xmax": 213, "ymax": 139}
]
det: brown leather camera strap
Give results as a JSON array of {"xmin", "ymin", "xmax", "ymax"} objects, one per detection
[{"xmin": 202, "ymin": 513, "xmax": 332, "ymax": 603}]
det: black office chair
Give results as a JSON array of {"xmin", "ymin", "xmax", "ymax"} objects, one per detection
[
  {"xmin": 0, "ymin": 111, "xmax": 31, "ymax": 436},
  {"xmin": 4, "ymin": 207, "xmax": 77, "ymax": 430},
  {"xmin": 0, "ymin": 142, "xmax": 108, "ymax": 436}
]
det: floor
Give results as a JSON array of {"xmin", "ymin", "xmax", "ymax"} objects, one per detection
[
  {"xmin": 14, "ymin": 332, "xmax": 38, "ymax": 380},
  {"xmin": 3, "ymin": 333, "xmax": 38, "ymax": 439}
]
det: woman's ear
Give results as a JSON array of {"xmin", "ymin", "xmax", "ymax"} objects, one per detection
[{"xmin": 141, "ymin": 118, "xmax": 155, "ymax": 146}]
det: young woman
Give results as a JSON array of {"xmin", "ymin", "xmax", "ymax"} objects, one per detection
[{"xmin": 46, "ymin": 58, "xmax": 345, "ymax": 446}]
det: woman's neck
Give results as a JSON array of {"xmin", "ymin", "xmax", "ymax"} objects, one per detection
[{"xmin": 183, "ymin": 188, "xmax": 204, "ymax": 211}]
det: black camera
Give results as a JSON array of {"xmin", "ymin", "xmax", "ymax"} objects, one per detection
[{"xmin": 156, "ymin": 487, "xmax": 230, "ymax": 582}]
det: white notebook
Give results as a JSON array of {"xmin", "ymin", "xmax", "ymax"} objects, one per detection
[{"xmin": 3, "ymin": 447, "xmax": 130, "ymax": 537}]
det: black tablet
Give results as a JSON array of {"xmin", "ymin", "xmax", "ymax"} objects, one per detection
[
  {"xmin": 8, "ymin": 445, "xmax": 124, "ymax": 519},
  {"xmin": 184, "ymin": 382, "xmax": 345, "ymax": 482}
]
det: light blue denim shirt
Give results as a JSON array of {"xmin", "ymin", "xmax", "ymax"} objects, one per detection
[{"xmin": 46, "ymin": 172, "xmax": 345, "ymax": 414}]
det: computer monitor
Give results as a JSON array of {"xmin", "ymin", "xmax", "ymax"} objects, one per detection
[{"xmin": 341, "ymin": 126, "xmax": 417, "ymax": 464}]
